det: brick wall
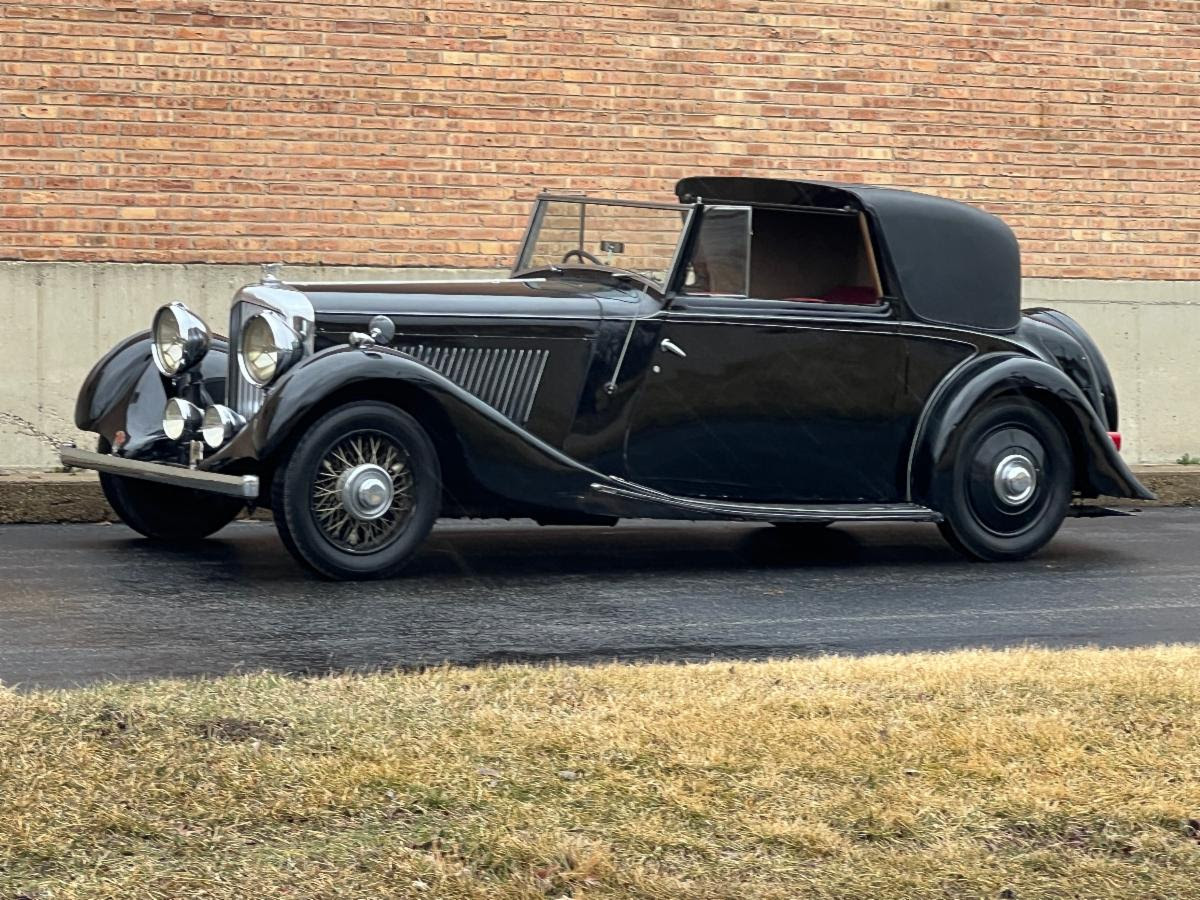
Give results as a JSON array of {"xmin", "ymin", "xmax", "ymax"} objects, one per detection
[{"xmin": 2, "ymin": 0, "xmax": 1198, "ymax": 278}]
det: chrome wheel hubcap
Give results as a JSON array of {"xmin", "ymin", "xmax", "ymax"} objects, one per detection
[
  {"xmin": 993, "ymin": 453, "xmax": 1037, "ymax": 506},
  {"xmin": 312, "ymin": 432, "xmax": 414, "ymax": 552},
  {"xmin": 338, "ymin": 464, "xmax": 394, "ymax": 521}
]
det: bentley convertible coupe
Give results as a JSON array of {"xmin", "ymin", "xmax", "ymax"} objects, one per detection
[{"xmin": 61, "ymin": 176, "xmax": 1153, "ymax": 579}]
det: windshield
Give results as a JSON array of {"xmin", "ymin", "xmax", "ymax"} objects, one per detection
[{"xmin": 515, "ymin": 197, "xmax": 693, "ymax": 291}]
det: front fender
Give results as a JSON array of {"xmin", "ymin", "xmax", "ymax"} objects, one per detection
[
  {"xmin": 209, "ymin": 345, "xmax": 604, "ymax": 511},
  {"xmin": 75, "ymin": 331, "xmax": 229, "ymax": 458},
  {"xmin": 911, "ymin": 353, "xmax": 1154, "ymax": 502}
]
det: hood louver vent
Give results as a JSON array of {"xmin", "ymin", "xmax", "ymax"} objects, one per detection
[{"xmin": 398, "ymin": 345, "xmax": 549, "ymax": 425}]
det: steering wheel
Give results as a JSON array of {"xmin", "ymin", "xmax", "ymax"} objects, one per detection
[{"xmin": 562, "ymin": 248, "xmax": 602, "ymax": 265}]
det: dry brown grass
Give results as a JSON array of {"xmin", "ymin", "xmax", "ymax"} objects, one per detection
[{"xmin": 2, "ymin": 646, "xmax": 1200, "ymax": 899}]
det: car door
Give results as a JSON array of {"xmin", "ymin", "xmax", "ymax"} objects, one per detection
[
  {"xmin": 620, "ymin": 202, "xmax": 911, "ymax": 504},
  {"xmin": 622, "ymin": 301, "xmax": 908, "ymax": 503}
]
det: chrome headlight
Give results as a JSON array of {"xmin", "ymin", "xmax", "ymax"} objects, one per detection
[
  {"xmin": 239, "ymin": 311, "xmax": 303, "ymax": 386},
  {"xmin": 152, "ymin": 302, "xmax": 210, "ymax": 377},
  {"xmin": 201, "ymin": 405, "xmax": 246, "ymax": 449},
  {"xmin": 162, "ymin": 397, "xmax": 203, "ymax": 441}
]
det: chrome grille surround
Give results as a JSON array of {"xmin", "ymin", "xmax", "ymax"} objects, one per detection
[
  {"xmin": 227, "ymin": 301, "xmax": 265, "ymax": 417},
  {"xmin": 398, "ymin": 344, "xmax": 549, "ymax": 425},
  {"xmin": 226, "ymin": 282, "xmax": 314, "ymax": 421}
]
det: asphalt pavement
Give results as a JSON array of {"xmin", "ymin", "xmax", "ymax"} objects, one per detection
[{"xmin": 0, "ymin": 509, "xmax": 1196, "ymax": 687}]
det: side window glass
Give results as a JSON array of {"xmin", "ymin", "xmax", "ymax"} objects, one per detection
[
  {"xmin": 749, "ymin": 209, "xmax": 883, "ymax": 306},
  {"xmin": 682, "ymin": 207, "xmax": 750, "ymax": 297}
]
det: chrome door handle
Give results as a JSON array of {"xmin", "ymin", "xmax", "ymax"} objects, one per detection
[{"xmin": 660, "ymin": 338, "xmax": 687, "ymax": 358}]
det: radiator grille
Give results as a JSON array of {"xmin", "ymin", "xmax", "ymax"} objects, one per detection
[
  {"xmin": 398, "ymin": 344, "xmax": 549, "ymax": 425},
  {"xmin": 227, "ymin": 302, "xmax": 265, "ymax": 417}
]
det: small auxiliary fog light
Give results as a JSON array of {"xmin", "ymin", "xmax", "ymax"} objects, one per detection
[
  {"xmin": 201, "ymin": 404, "xmax": 246, "ymax": 449},
  {"xmin": 163, "ymin": 397, "xmax": 203, "ymax": 441}
]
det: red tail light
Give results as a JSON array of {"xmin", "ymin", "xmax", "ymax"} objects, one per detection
[{"xmin": 1108, "ymin": 431, "xmax": 1122, "ymax": 452}]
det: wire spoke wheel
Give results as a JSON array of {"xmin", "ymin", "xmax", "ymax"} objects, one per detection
[
  {"xmin": 273, "ymin": 402, "xmax": 440, "ymax": 580},
  {"xmin": 310, "ymin": 430, "xmax": 415, "ymax": 553}
]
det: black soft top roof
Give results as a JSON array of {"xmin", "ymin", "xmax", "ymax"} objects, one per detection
[{"xmin": 675, "ymin": 176, "xmax": 1021, "ymax": 332}]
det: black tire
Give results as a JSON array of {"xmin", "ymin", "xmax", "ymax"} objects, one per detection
[
  {"xmin": 97, "ymin": 439, "xmax": 242, "ymax": 541},
  {"xmin": 935, "ymin": 400, "xmax": 1072, "ymax": 561},
  {"xmin": 271, "ymin": 402, "xmax": 441, "ymax": 580}
]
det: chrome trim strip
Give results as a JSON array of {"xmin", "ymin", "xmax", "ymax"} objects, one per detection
[
  {"xmin": 535, "ymin": 193, "xmax": 699, "ymax": 212},
  {"xmin": 324, "ymin": 310, "xmax": 615, "ymax": 321},
  {"xmin": 635, "ymin": 314, "xmax": 904, "ymax": 339},
  {"xmin": 291, "ymin": 278, "xmax": 531, "ymax": 289},
  {"xmin": 655, "ymin": 308, "xmax": 894, "ymax": 324},
  {"xmin": 60, "ymin": 445, "xmax": 258, "ymax": 500},
  {"xmin": 591, "ymin": 479, "xmax": 940, "ymax": 522}
]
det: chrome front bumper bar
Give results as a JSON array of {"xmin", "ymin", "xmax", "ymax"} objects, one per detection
[{"xmin": 59, "ymin": 444, "xmax": 259, "ymax": 500}]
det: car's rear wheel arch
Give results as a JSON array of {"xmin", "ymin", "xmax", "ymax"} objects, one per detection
[
  {"xmin": 1005, "ymin": 387, "xmax": 1092, "ymax": 494},
  {"xmin": 913, "ymin": 381, "xmax": 1090, "ymax": 507}
]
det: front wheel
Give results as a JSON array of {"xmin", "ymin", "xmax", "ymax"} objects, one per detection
[
  {"xmin": 935, "ymin": 400, "xmax": 1072, "ymax": 561},
  {"xmin": 97, "ymin": 440, "xmax": 243, "ymax": 541},
  {"xmin": 271, "ymin": 402, "xmax": 441, "ymax": 580}
]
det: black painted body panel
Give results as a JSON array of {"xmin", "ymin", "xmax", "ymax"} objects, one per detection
[
  {"xmin": 623, "ymin": 315, "xmax": 906, "ymax": 502},
  {"xmin": 72, "ymin": 181, "xmax": 1153, "ymax": 517},
  {"xmin": 75, "ymin": 330, "xmax": 229, "ymax": 461}
]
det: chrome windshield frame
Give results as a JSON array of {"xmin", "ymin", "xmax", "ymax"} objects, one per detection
[{"xmin": 511, "ymin": 193, "xmax": 699, "ymax": 294}]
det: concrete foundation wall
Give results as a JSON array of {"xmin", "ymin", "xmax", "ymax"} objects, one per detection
[
  {"xmin": 1023, "ymin": 279, "xmax": 1200, "ymax": 466},
  {"xmin": 1, "ymin": 262, "xmax": 1196, "ymax": 470}
]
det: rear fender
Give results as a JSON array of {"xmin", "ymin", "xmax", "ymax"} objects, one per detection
[
  {"xmin": 910, "ymin": 353, "xmax": 1154, "ymax": 503},
  {"xmin": 209, "ymin": 345, "xmax": 602, "ymax": 511}
]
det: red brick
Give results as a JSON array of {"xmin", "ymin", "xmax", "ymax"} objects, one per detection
[{"xmin": 0, "ymin": 1, "xmax": 1198, "ymax": 276}]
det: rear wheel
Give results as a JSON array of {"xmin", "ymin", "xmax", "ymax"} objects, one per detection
[
  {"xmin": 272, "ymin": 402, "xmax": 441, "ymax": 580},
  {"xmin": 935, "ymin": 400, "xmax": 1071, "ymax": 561},
  {"xmin": 97, "ymin": 439, "xmax": 242, "ymax": 541}
]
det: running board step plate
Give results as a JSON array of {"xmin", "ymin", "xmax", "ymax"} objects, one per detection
[{"xmin": 587, "ymin": 479, "xmax": 942, "ymax": 523}]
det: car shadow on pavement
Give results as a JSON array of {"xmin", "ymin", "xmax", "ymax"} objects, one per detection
[{"xmin": 92, "ymin": 518, "xmax": 1127, "ymax": 585}]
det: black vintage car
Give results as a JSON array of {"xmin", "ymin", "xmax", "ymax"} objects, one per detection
[{"xmin": 62, "ymin": 176, "xmax": 1152, "ymax": 579}]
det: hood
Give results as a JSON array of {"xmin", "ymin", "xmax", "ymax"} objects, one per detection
[{"xmin": 290, "ymin": 277, "xmax": 624, "ymax": 324}]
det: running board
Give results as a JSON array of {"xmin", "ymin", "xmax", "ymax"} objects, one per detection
[{"xmin": 586, "ymin": 479, "xmax": 942, "ymax": 523}]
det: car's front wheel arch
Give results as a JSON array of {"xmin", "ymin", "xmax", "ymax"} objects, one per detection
[{"xmin": 258, "ymin": 379, "xmax": 473, "ymax": 513}]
